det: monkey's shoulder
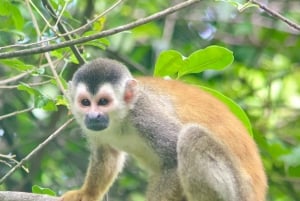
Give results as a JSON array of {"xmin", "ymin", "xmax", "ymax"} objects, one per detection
[
  {"xmin": 136, "ymin": 76, "xmax": 249, "ymax": 139},
  {"xmin": 136, "ymin": 76, "xmax": 222, "ymax": 107}
]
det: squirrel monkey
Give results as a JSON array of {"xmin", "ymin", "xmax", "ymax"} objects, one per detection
[{"xmin": 62, "ymin": 58, "xmax": 267, "ymax": 201}]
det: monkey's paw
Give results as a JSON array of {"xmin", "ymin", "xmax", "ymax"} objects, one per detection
[{"xmin": 61, "ymin": 189, "xmax": 99, "ymax": 201}]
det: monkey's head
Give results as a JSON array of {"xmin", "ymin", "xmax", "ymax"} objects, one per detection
[{"xmin": 68, "ymin": 58, "xmax": 137, "ymax": 131}]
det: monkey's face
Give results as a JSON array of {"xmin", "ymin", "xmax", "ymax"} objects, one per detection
[
  {"xmin": 71, "ymin": 83, "xmax": 119, "ymax": 131},
  {"xmin": 68, "ymin": 59, "xmax": 139, "ymax": 132}
]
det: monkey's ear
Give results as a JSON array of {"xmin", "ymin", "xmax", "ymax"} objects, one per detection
[{"xmin": 124, "ymin": 79, "xmax": 138, "ymax": 105}]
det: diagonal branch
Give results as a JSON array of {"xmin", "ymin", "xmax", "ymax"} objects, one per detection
[
  {"xmin": 0, "ymin": 0, "xmax": 201, "ymax": 59},
  {"xmin": 0, "ymin": 107, "xmax": 34, "ymax": 121},
  {"xmin": 251, "ymin": 0, "xmax": 300, "ymax": 31},
  {"xmin": 0, "ymin": 118, "xmax": 74, "ymax": 184}
]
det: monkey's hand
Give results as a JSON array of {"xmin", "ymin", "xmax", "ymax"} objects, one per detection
[{"xmin": 61, "ymin": 189, "xmax": 100, "ymax": 201}]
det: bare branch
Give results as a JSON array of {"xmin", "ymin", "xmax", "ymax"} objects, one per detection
[
  {"xmin": 0, "ymin": 118, "xmax": 74, "ymax": 184},
  {"xmin": 0, "ymin": 80, "xmax": 52, "ymax": 89},
  {"xmin": 45, "ymin": 53, "xmax": 67, "ymax": 96},
  {"xmin": 66, "ymin": 0, "xmax": 125, "ymax": 36},
  {"xmin": 251, "ymin": 0, "xmax": 300, "ymax": 31},
  {"xmin": 0, "ymin": 72, "xmax": 30, "ymax": 85},
  {"xmin": 0, "ymin": 0, "xmax": 201, "ymax": 59},
  {"xmin": 0, "ymin": 191, "xmax": 59, "ymax": 201},
  {"xmin": 0, "ymin": 0, "xmax": 124, "ymax": 51},
  {"xmin": 0, "ymin": 107, "xmax": 34, "ymax": 121}
]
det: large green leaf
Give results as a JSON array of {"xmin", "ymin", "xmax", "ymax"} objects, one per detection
[
  {"xmin": 154, "ymin": 45, "xmax": 233, "ymax": 78},
  {"xmin": 0, "ymin": 0, "xmax": 24, "ymax": 30},
  {"xmin": 154, "ymin": 50, "xmax": 185, "ymax": 77},
  {"xmin": 179, "ymin": 46, "xmax": 233, "ymax": 77}
]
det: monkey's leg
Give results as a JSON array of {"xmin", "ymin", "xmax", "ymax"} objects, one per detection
[
  {"xmin": 146, "ymin": 168, "xmax": 185, "ymax": 201},
  {"xmin": 177, "ymin": 124, "xmax": 249, "ymax": 201},
  {"xmin": 62, "ymin": 145, "xmax": 125, "ymax": 201}
]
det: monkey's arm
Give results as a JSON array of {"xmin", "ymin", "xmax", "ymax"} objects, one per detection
[
  {"xmin": 147, "ymin": 169, "xmax": 184, "ymax": 201},
  {"xmin": 62, "ymin": 145, "xmax": 125, "ymax": 201}
]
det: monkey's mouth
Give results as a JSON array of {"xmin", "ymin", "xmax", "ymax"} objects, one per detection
[
  {"xmin": 84, "ymin": 114, "xmax": 109, "ymax": 131},
  {"xmin": 86, "ymin": 122, "xmax": 108, "ymax": 131}
]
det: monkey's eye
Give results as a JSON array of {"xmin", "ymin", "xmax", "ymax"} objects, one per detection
[
  {"xmin": 81, "ymin": 99, "xmax": 91, "ymax": 106},
  {"xmin": 98, "ymin": 98, "xmax": 110, "ymax": 106}
]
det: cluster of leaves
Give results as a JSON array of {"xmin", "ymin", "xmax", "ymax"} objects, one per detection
[{"xmin": 0, "ymin": 0, "xmax": 300, "ymax": 201}]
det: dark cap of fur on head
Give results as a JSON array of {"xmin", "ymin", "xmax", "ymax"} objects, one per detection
[{"xmin": 72, "ymin": 58, "xmax": 132, "ymax": 95}]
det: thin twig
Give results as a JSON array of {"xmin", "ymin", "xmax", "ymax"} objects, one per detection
[
  {"xmin": 0, "ymin": 154, "xmax": 29, "ymax": 173},
  {"xmin": 0, "ymin": 72, "xmax": 30, "ymax": 85},
  {"xmin": 45, "ymin": 53, "xmax": 67, "ymax": 96},
  {"xmin": 0, "ymin": 36, "xmax": 57, "ymax": 51},
  {"xmin": 28, "ymin": 0, "xmax": 54, "ymax": 33},
  {"xmin": 0, "ymin": 0, "xmax": 201, "ymax": 59},
  {"xmin": 0, "ymin": 0, "xmax": 124, "ymax": 52},
  {"xmin": 53, "ymin": 1, "xmax": 68, "ymax": 29},
  {"xmin": 26, "ymin": 0, "xmax": 68, "ymax": 96},
  {"xmin": 0, "ymin": 118, "xmax": 74, "ymax": 184},
  {"xmin": 65, "ymin": 0, "xmax": 125, "ymax": 36},
  {"xmin": 42, "ymin": 0, "xmax": 85, "ymax": 64},
  {"xmin": 0, "ymin": 80, "xmax": 52, "ymax": 89},
  {"xmin": 251, "ymin": 0, "xmax": 300, "ymax": 31},
  {"xmin": 0, "ymin": 107, "xmax": 34, "ymax": 120}
]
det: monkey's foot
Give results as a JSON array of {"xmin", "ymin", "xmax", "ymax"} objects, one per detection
[{"xmin": 61, "ymin": 189, "xmax": 100, "ymax": 201}]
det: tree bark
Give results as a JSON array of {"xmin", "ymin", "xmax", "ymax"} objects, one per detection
[{"xmin": 0, "ymin": 191, "xmax": 60, "ymax": 201}]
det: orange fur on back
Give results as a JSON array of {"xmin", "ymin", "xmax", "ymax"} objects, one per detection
[{"xmin": 137, "ymin": 77, "xmax": 267, "ymax": 201}]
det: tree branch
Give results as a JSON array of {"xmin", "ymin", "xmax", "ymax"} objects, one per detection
[
  {"xmin": 0, "ymin": 0, "xmax": 201, "ymax": 59},
  {"xmin": 251, "ymin": 0, "xmax": 300, "ymax": 31},
  {"xmin": 0, "ymin": 191, "xmax": 59, "ymax": 201},
  {"xmin": 0, "ymin": 107, "xmax": 33, "ymax": 121},
  {"xmin": 41, "ymin": 0, "xmax": 85, "ymax": 64}
]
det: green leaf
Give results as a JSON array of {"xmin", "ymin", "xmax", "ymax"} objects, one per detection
[
  {"xmin": 154, "ymin": 46, "xmax": 234, "ymax": 78},
  {"xmin": 154, "ymin": 50, "xmax": 185, "ymax": 77},
  {"xmin": 18, "ymin": 83, "xmax": 57, "ymax": 111},
  {"xmin": 0, "ymin": 0, "xmax": 24, "ymax": 29},
  {"xmin": 178, "ymin": 46, "xmax": 234, "ymax": 77},
  {"xmin": 0, "ymin": 0, "xmax": 11, "ymax": 16},
  {"xmin": 0, "ymin": 59, "xmax": 34, "ymax": 71},
  {"xmin": 10, "ymin": 4, "xmax": 24, "ymax": 30},
  {"xmin": 200, "ymin": 86, "xmax": 253, "ymax": 136},
  {"xmin": 56, "ymin": 95, "xmax": 69, "ymax": 107},
  {"xmin": 17, "ymin": 83, "xmax": 37, "ymax": 95},
  {"xmin": 36, "ymin": 95, "xmax": 57, "ymax": 111},
  {"xmin": 92, "ymin": 16, "xmax": 106, "ymax": 31},
  {"xmin": 32, "ymin": 185, "xmax": 56, "ymax": 196}
]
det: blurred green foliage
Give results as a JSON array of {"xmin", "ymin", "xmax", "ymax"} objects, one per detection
[{"xmin": 0, "ymin": 0, "xmax": 300, "ymax": 201}]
